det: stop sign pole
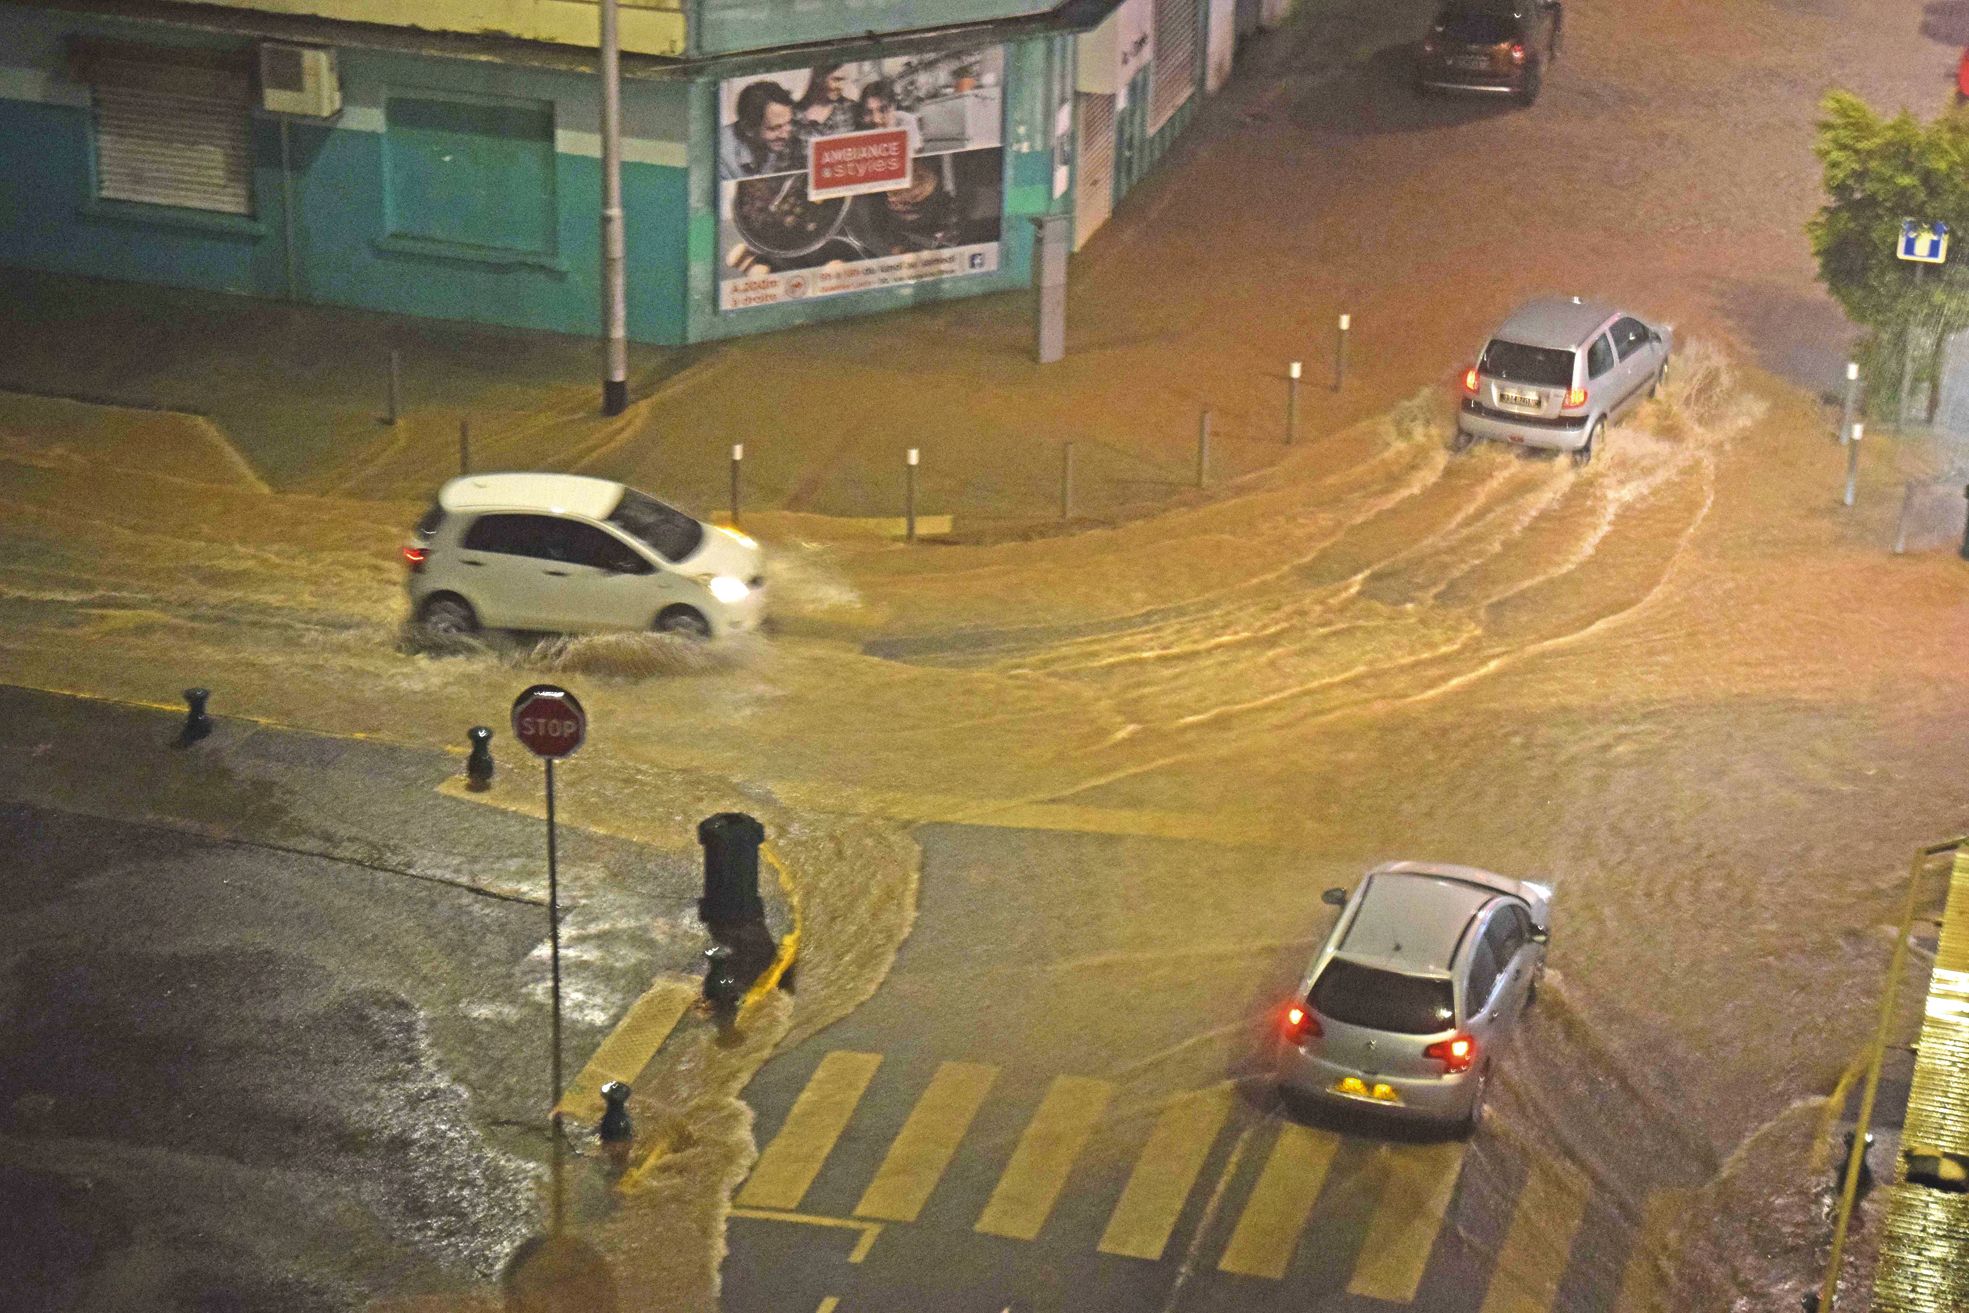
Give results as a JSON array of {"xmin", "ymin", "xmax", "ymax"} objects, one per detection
[{"xmin": 510, "ymin": 683, "xmax": 587, "ymax": 1235}]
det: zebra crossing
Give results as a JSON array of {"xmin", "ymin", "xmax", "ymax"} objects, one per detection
[{"xmin": 729, "ymin": 1050, "xmax": 1649, "ymax": 1308}]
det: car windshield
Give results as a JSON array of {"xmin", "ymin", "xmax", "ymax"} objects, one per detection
[
  {"xmin": 1310, "ymin": 958, "xmax": 1456, "ymax": 1034},
  {"xmin": 1443, "ymin": 0, "xmax": 1517, "ymax": 15},
  {"xmin": 1480, "ymin": 339, "xmax": 1574, "ymax": 388},
  {"xmin": 607, "ymin": 488, "xmax": 704, "ymax": 563}
]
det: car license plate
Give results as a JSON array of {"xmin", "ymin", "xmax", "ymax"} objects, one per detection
[
  {"xmin": 1333, "ymin": 1076, "xmax": 1403, "ymax": 1104},
  {"xmin": 1451, "ymin": 54, "xmax": 1491, "ymax": 69},
  {"xmin": 1499, "ymin": 387, "xmax": 1540, "ymax": 407}
]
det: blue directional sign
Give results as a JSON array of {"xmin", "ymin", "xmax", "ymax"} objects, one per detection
[{"xmin": 1899, "ymin": 219, "xmax": 1950, "ymax": 264}]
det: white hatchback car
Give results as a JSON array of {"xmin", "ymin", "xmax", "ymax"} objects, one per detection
[{"xmin": 404, "ymin": 474, "xmax": 765, "ymax": 639}]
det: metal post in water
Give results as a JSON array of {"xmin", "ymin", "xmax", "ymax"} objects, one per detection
[
  {"xmin": 599, "ymin": 0, "xmax": 629, "ymax": 416},
  {"xmin": 1894, "ymin": 482, "xmax": 1915, "ymax": 555},
  {"xmin": 1333, "ymin": 314, "xmax": 1350, "ymax": 392},
  {"xmin": 905, "ymin": 448, "xmax": 919, "ymax": 543},
  {"xmin": 459, "ymin": 418, "xmax": 471, "ymax": 476},
  {"xmin": 1839, "ymin": 361, "xmax": 1859, "ymax": 445},
  {"xmin": 1196, "ymin": 409, "xmax": 1211, "ymax": 488},
  {"xmin": 730, "ymin": 443, "xmax": 743, "ymax": 528},
  {"xmin": 1060, "ymin": 441, "xmax": 1075, "ymax": 520},
  {"xmin": 1844, "ymin": 422, "xmax": 1863, "ymax": 507},
  {"xmin": 545, "ymin": 756, "xmax": 565, "ymax": 1234},
  {"xmin": 1287, "ymin": 361, "xmax": 1301, "ymax": 445}
]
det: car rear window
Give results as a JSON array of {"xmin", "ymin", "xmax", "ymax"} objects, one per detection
[
  {"xmin": 1310, "ymin": 959, "xmax": 1456, "ymax": 1034},
  {"xmin": 1480, "ymin": 339, "xmax": 1574, "ymax": 388},
  {"xmin": 608, "ymin": 488, "xmax": 704, "ymax": 563},
  {"xmin": 1440, "ymin": 4, "xmax": 1518, "ymax": 42}
]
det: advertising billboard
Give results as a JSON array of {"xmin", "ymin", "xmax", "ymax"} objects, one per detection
[{"xmin": 715, "ymin": 48, "xmax": 1006, "ymax": 312}]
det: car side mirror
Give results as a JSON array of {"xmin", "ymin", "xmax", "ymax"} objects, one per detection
[{"xmin": 1321, "ymin": 887, "xmax": 1348, "ymax": 907}]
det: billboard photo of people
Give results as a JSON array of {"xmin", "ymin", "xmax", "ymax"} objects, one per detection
[{"xmin": 716, "ymin": 48, "xmax": 1006, "ymax": 312}]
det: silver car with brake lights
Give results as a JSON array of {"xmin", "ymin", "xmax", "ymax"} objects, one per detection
[{"xmin": 1276, "ymin": 861, "xmax": 1551, "ymax": 1133}]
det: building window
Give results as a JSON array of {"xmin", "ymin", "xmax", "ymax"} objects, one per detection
[
  {"xmin": 72, "ymin": 40, "xmax": 253, "ymax": 216},
  {"xmin": 383, "ymin": 93, "xmax": 557, "ymax": 258}
]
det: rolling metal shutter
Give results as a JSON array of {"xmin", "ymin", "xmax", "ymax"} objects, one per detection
[
  {"xmin": 1074, "ymin": 92, "xmax": 1116, "ymax": 249},
  {"xmin": 83, "ymin": 49, "xmax": 253, "ymax": 215},
  {"xmin": 1151, "ymin": 0, "xmax": 1200, "ymax": 131}
]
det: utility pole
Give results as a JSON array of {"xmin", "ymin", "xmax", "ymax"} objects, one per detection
[{"xmin": 599, "ymin": 0, "xmax": 628, "ymax": 416}]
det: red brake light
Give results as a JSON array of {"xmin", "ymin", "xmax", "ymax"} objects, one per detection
[
  {"xmin": 1425, "ymin": 1034, "xmax": 1476, "ymax": 1073},
  {"xmin": 1463, "ymin": 367, "xmax": 1480, "ymax": 395},
  {"xmin": 1563, "ymin": 387, "xmax": 1588, "ymax": 408},
  {"xmin": 401, "ymin": 545, "xmax": 429, "ymax": 573},
  {"xmin": 1284, "ymin": 1005, "xmax": 1321, "ymax": 1043},
  {"xmin": 1509, "ymin": 41, "xmax": 1526, "ymax": 65}
]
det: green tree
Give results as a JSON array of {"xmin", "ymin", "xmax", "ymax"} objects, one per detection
[{"xmin": 1807, "ymin": 91, "xmax": 1969, "ymax": 423}]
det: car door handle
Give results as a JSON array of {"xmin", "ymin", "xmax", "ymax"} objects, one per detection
[
  {"xmin": 543, "ymin": 569, "xmax": 571, "ymax": 577},
  {"xmin": 460, "ymin": 559, "xmax": 485, "ymax": 567}
]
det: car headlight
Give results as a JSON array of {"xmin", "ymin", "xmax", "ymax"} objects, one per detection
[{"xmin": 706, "ymin": 574, "xmax": 751, "ymax": 604}]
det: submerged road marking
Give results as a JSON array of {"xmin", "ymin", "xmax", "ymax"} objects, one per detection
[
  {"xmin": 737, "ymin": 1051, "xmax": 884, "ymax": 1211},
  {"xmin": 555, "ymin": 978, "xmax": 694, "ymax": 1122},
  {"xmin": 1099, "ymin": 1085, "xmax": 1233, "ymax": 1261},
  {"xmin": 729, "ymin": 1209, "xmax": 882, "ymax": 1263},
  {"xmin": 975, "ymin": 1075, "xmax": 1115, "ymax": 1241},
  {"xmin": 855, "ymin": 1060, "xmax": 998, "ymax": 1223},
  {"xmin": 1613, "ymin": 1191, "xmax": 1685, "ymax": 1313},
  {"xmin": 1217, "ymin": 1123, "xmax": 1341, "ymax": 1280},
  {"xmin": 1478, "ymin": 1156, "xmax": 1590, "ymax": 1313},
  {"xmin": 1346, "ymin": 1139, "xmax": 1469, "ymax": 1301}
]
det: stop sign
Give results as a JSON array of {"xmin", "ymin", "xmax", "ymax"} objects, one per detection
[{"xmin": 510, "ymin": 684, "xmax": 586, "ymax": 759}]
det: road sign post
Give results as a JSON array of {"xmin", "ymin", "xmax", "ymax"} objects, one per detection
[
  {"xmin": 510, "ymin": 683, "xmax": 587, "ymax": 1234},
  {"xmin": 1895, "ymin": 220, "xmax": 1950, "ymax": 433}
]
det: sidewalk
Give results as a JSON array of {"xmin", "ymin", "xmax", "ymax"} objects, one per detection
[{"xmin": 0, "ymin": 0, "xmax": 1434, "ymax": 532}]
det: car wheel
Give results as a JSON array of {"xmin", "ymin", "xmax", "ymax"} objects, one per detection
[
  {"xmin": 1649, "ymin": 358, "xmax": 1669, "ymax": 400},
  {"xmin": 1572, "ymin": 419, "xmax": 1603, "ymax": 468},
  {"xmin": 1450, "ymin": 426, "xmax": 1476, "ymax": 453},
  {"xmin": 1461, "ymin": 1064, "xmax": 1490, "ymax": 1136},
  {"xmin": 656, "ymin": 606, "xmax": 712, "ymax": 639},
  {"xmin": 1515, "ymin": 57, "xmax": 1543, "ymax": 107},
  {"xmin": 419, "ymin": 595, "xmax": 479, "ymax": 635}
]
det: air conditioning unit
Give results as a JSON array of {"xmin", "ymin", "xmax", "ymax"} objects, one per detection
[{"xmin": 259, "ymin": 43, "xmax": 340, "ymax": 118}]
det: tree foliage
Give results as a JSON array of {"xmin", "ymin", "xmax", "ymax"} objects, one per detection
[{"xmin": 1808, "ymin": 91, "xmax": 1969, "ymax": 417}]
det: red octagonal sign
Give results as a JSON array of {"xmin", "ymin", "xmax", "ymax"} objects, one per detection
[{"xmin": 510, "ymin": 683, "xmax": 586, "ymax": 759}]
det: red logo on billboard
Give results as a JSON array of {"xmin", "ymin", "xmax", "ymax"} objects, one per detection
[{"xmin": 808, "ymin": 128, "xmax": 912, "ymax": 200}]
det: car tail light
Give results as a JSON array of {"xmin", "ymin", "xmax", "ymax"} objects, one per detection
[
  {"xmin": 401, "ymin": 545, "xmax": 429, "ymax": 573},
  {"xmin": 1463, "ymin": 367, "xmax": 1480, "ymax": 395},
  {"xmin": 1563, "ymin": 387, "xmax": 1588, "ymax": 408},
  {"xmin": 1425, "ymin": 1034, "xmax": 1477, "ymax": 1073},
  {"xmin": 1421, "ymin": 33, "xmax": 1438, "ymax": 53},
  {"xmin": 1509, "ymin": 41, "xmax": 1526, "ymax": 65},
  {"xmin": 1284, "ymin": 1004, "xmax": 1322, "ymax": 1044}
]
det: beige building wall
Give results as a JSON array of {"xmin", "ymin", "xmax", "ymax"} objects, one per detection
[{"xmin": 187, "ymin": 0, "xmax": 686, "ymax": 55}]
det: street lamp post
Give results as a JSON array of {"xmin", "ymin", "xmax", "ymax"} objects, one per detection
[{"xmin": 599, "ymin": 0, "xmax": 628, "ymax": 416}]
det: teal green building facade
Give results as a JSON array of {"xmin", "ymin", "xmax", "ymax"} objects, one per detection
[{"xmin": 0, "ymin": 0, "xmax": 1223, "ymax": 345}]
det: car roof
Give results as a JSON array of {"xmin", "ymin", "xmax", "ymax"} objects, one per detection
[
  {"xmin": 1491, "ymin": 297, "xmax": 1622, "ymax": 350},
  {"xmin": 438, "ymin": 473, "xmax": 626, "ymax": 519},
  {"xmin": 1337, "ymin": 869, "xmax": 1493, "ymax": 975}
]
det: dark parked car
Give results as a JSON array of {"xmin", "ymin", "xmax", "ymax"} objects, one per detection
[{"xmin": 1415, "ymin": 0, "xmax": 1563, "ymax": 107}]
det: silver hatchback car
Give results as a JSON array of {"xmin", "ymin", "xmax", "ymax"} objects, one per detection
[
  {"xmin": 1276, "ymin": 862, "xmax": 1551, "ymax": 1132},
  {"xmin": 1456, "ymin": 297, "xmax": 1672, "ymax": 466}
]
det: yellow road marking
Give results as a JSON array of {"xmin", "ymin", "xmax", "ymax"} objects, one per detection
[
  {"xmin": 1478, "ymin": 1158, "xmax": 1590, "ymax": 1313},
  {"xmin": 1346, "ymin": 1140, "xmax": 1469, "ymax": 1301},
  {"xmin": 1217, "ymin": 1123, "xmax": 1341, "ymax": 1280},
  {"xmin": 816, "ymin": 1299, "xmax": 840, "ymax": 1313},
  {"xmin": 975, "ymin": 1075, "xmax": 1115, "ymax": 1240},
  {"xmin": 729, "ymin": 1209, "xmax": 882, "ymax": 1263},
  {"xmin": 1099, "ymin": 1086, "xmax": 1233, "ymax": 1261},
  {"xmin": 554, "ymin": 979, "xmax": 694, "ymax": 1122},
  {"xmin": 855, "ymin": 1061, "xmax": 998, "ymax": 1222},
  {"xmin": 736, "ymin": 1052, "xmax": 884, "ymax": 1211},
  {"xmin": 1612, "ymin": 1191, "xmax": 1685, "ymax": 1313}
]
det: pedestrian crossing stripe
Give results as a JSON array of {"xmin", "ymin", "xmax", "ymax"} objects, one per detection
[{"xmin": 738, "ymin": 1049, "xmax": 1637, "ymax": 1302}]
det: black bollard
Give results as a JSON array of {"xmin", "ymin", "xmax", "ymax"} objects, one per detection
[
  {"xmin": 702, "ymin": 944, "xmax": 741, "ymax": 1016},
  {"xmin": 599, "ymin": 1080, "xmax": 633, "ymax": 1144},
  {"xmin": 179, "ymin": 687, "xmax": 212, "ymax": 744},
  {"xmin": 1959, "ymin": 484, "xmax": 1969, "ymax": 561},
  {"xmin": 697, "ymin": 812, "xmax": 767, "ymax": 928},
  {"xmin": 1842, "ymin": 1129, "xmax": 1876, "ymax": 1200},
  {"xmin": 466, "ymin": 726, "xmax": 494, "ymax": 791}
]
